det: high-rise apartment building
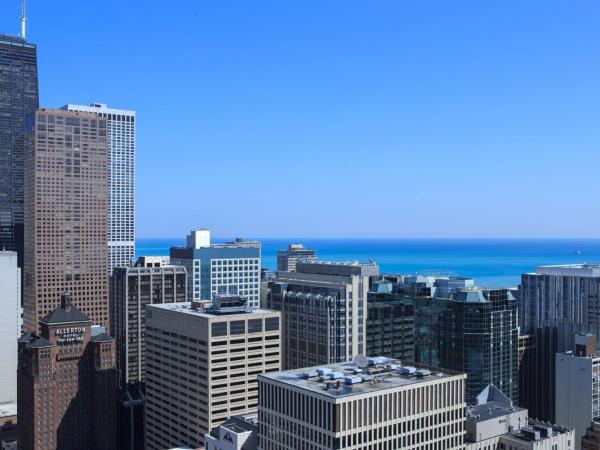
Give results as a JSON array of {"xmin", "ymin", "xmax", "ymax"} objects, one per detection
[
  {"xmin": 170, "ymin": 229, "xmax": 261, "ymax": 307},
  {"xmin": 111, "ymin": 259, "xmax": 187, "ymax": 450},
  {"xmin": 520, "ymin": 265, "xmax": 600, "ymax": 334},
  {"xmin": 276, "ymin": 243, "xmax": 317, "ymax": 272},
  {"xmin": 62, "ymin": 103, "xmax": 135, "ymax": 274},
  {"xmin": 17, "ymin": 296, "xmax": 117, "ymax": 450},
  {"xmin": 23, "ymin": 109, "xmax": 109, "ymax": 334},
  {"xmin": 0, "ymin": 251, "xmax": 20, "ymax": 406},
  {"xmin": 258, "ymin": 358, "xmax": 466, "ymax": 450},
  {"xmin": 519, "ymin": 264, "xmax": 600, "ymax": 421},
  {"xmin": 0, "ymin": 33, "xmax": 39, "ymax": 270},
  {"xmin": 267, "ymin": 261, "xmax": 377, "ymax": 369},
  {"xmin": 415, "ymin": 287, "xmax": 518, "ymax": 404},
  {"xmin": 144, "ymin": 298, "xmax": 281, "ymax": 450},
  {"xmin": 366, "ymin": 280, "xmax": 415, "ymax": 362},
  {"xmin": 555, "ymin": 334, "xmax": 600, "ymax": 450}
]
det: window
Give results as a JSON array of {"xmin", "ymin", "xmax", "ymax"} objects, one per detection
[
  {"xmin": 265, "ymin": 317, "xmax": 280, "ymax": 332},
  {"xmin": 248, "ymin": 319, "xmax": 263, "ymax": 333},
  {"xmin": 230, "ymin": 321, "xmax": 246, "ymax": 335},
  {"xmin": 211, "ymin": 322, "xmax": 227, "ymax": 337}
]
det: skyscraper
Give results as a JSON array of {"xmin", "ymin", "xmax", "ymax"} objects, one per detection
[
  {"xmin": 111, "ymin": 258, "xmax": 187, "ymax": 450},
  {"xmin": 276, "ymin": 243, "xmax": 317, "ymax": 272},
  {"xmin": 63, "ymin": 103, "xmax": 135, "ymax": 274},
  {"xmin": 0, "ymin": 251, "xmax": 20, "ymax": 406},
  {"xmin": 170, "ymin": 229, "xmax": 261, "ymax": 307},
  {"xmin": 366, "ymin": 280, "xmax": 415, "ymax": 362},
  {"xmin": 519, "ymin": 264, "xmax": 600, "ymax": 421},
  {"xmin": 144, "ymin": 298, "xmax": 281, "ymax": 449},
  {"xmin": 17, "ymin": 295, "xmax": 117, "ymax": 450},
  {"xmin": 267, "ymin": 261, "xmax": 377, "ymax": 369},
  {"xmin": 415, "ymin": 287, "xmax": 519, "ymax": 404},
  {"xmin": 0, "ymin": 32, "xmax": 39, "ymax": 270},
  {"xmin": 23, "ymin": 109, "xmax": 109, "ymax": 334}
]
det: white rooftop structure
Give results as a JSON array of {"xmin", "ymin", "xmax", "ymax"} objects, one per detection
[{"xmin": 534, "ymin": 264, "xmax": 600, "ymax": 278}]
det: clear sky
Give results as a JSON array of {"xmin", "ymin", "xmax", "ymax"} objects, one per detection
[{"xmin": 1, "ymin": 1, "xmax": 599, "ymax": 238}]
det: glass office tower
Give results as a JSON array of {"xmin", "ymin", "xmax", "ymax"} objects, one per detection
[{"xmin": 0, "ymin": 34, "xmax": 39, "ymax": 269}]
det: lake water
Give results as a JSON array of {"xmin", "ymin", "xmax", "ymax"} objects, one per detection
[{"xmin": 136, "ymin": 238, "xmax": 600, "ymax": 287}]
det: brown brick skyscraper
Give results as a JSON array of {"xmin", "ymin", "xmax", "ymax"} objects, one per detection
[
  {"xmin": 23, "ymin": 109, "xmax": 109, "ymax": 333},
  {"xmin": 17, "ymin": 295, "xmax": 117, "ymax": 450}
]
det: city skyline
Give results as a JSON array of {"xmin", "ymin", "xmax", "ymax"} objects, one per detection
[{"xmin": 0, "ymin": 1, "xmax": 598, "ymax": 238}]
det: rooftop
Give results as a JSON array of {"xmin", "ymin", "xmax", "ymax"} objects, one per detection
[
  {"xmin": 148, "ymin": 301, "xmax": 276, "ymax": 318},
  {"xmin": 259, "ymin": 358, "xmax": 463, "ymax": 399},
  {"xmin": 530, "ymin": 264, "xmax": 600, "ymax": 277},
  {"xmin": 40, "ymin": 295, "xmax": 91, "ymax": 325}
]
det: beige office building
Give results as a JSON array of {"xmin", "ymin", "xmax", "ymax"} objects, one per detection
[
  {"xmin": 145, "ymin": 298, "xmax": 281, "ymax": 450},
  {"xmin": 258, "ymin": 358, "xmax": 466, "ymax": 450},
  {"xmin": 24, "ymin": 109, "xmax": 109, "ymax": 334}
]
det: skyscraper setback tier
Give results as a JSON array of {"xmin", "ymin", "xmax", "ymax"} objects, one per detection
[
  {"xmin": 63, "ymin": 103, "xmax": 135, "ymax": 274},
  {"xmin": 0, "ymin": 34, "xmax": 39, "ymax": 269},
  {"xmin": 23, "ymin": 109, "xmax": 109, "ymax": 334}
]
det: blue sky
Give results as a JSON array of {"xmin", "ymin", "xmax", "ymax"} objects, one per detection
[{"xmin": 1, "ymin": 1, "xmax": 599, "ymax": 238}]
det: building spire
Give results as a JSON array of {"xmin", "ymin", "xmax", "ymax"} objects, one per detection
[{"xmin": 20, "ymin": 0, "xmax": 26, "ymax": 40}]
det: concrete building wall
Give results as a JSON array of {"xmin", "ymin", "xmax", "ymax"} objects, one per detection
[
  {"xmin": 555, "ymin": 352, "xmax": 600, "ymax": 450},
  {"xmin": 145, "ymin": 303, "xmax": 281, "ymax": 450},
  {"xmin": 0, "ymin": 251, "xmax": 19, "ymax": 404}
]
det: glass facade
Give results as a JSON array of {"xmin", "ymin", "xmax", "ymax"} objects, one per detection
[
  {"xmin": 414, "ymin": 288, "xmax": 518, "ymax": 405},
  {"xmin": 366, "ymin": 292, "xmax": 415, "ymax": 363},
  {"xmin": 0, "ymin": 34, "xmax": 38, "ymax": 269}
]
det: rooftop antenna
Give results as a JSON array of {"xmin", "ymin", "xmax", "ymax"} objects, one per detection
[{"xmin": 20, "ymin": 0, "xmax": 26, "ymax": 40}]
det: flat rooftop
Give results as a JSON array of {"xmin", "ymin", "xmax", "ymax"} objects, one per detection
[
  {"xmin": 147, "ymin": 302, "xmax": 276, "ymax": 318},
  {"xmin": 529, "ymin": 264, "xmax": 600, "ymax": 277},
  {"xmin": 260, "ymin": 359, "xmax": 463, "ymax": 399}
]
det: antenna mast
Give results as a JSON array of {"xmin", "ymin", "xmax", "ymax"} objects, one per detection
[{"xmin": 20, "ymin": 0, "xmax": 26, "ymax": 40}]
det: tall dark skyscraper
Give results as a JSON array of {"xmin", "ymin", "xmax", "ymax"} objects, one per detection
[
  {"xmin": 0, "ymin": 32, "xmax": 39, "ymax": 270},
  {"xmin": 415, "ymin": 287, "xmax": 519, "ymax": 405}
]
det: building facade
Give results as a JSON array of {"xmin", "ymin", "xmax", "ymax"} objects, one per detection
[
  {"xmin": 258, "ymin": 359, "xmax": 466, "ymax": 450},
  {"xmin": 204, "ymin": 413, "xmax": 258, "ymax": 450},
  {"xmin": 267, "ymin": 261, "xmax": 377, "ymax": 369},
  {"xmin": 366, "ymin": 282, "xmax": 415, "ymax": 363},
  {"xmin": 23, "ymin": 109, "xmax": 109, "ymax": 334},
  {"xmin": 0, "ymin": 251, "xmax": 20, "ymax": 406},
  {"xmin": 17, "ymin": 296, "xmax": 117, "ymax": 450},
  {"xmin": 170, "ymin": 229, "xmax": 261, "ymax": 307},
  {"xmin": 582, "ymin": 422, "xmax": 600, "ymax": 450},
  {"xmin": 111, "ymin": 260, "xmax": 187, "ymax": 450},
  {"xmin": 144, "ymin": 299, "xmax": 281, "ymax": 450},
  {"xmin": 465, "ymin": 384, "xmax": 574, "ymax": 450},
  {"xmin": 276, "ymin": 243, "xmax": 317, "ymax": 272},
  {"xmin": 555, "ymin": 334, "xmax": 600, "ymax": 450},
  {"xmin": 63, "ymin": 103, "xmax": 135, "ymax": 274},
  {"xmin": 519, "ymin": 264, "xmax": 600, "ymax": 421},
  {"xmin": 415, "ymin": 288, "xmax": 519, "ymax": 405},
  {"xmin": 0, "ymin": 34, "xmax": 38, "ymax": 270}
]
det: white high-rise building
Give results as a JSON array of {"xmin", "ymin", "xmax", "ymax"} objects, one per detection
[
  {"xmin": 0, "ymin": 251, "xmax": 21, "ymax": 405},
  {"xmin": 62, "ymin": 103, "xmax": 135, "ymax": 274}
]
